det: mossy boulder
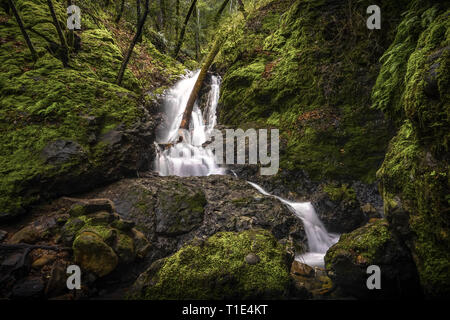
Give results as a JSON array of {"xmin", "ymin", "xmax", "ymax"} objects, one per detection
[
  {"xmin": 325, "ymin": 219, "xmax": 422, "ymax": 299},
  {"xmin": 73, "ymin": 231, "xmax": 119, "ymax": 277},
  {"xmin": 130, "ymin": 229, "xmax": 292, "ymax": 299}
]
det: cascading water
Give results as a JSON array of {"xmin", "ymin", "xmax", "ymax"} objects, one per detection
[
  {"xmin": 154, "ymin": 71, "xmax": 339, "ymax": 267},
  {"xmin": 247, "ymin": 182, "xmax": 340, "ymax": 267},
  {"xmin": 154, "ymin": 70, "xmax": 225, "ymax": 177}
]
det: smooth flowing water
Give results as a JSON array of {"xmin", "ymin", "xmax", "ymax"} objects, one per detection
[
  {"xmin": 154, "ymin": 70, "xmax": 225, "ymax": 177},
  {"xmin": 154, "ymin": 71, "xmax": 339, "ymax": 267},
  {"xmin": 247, "ymin": 182, "xmax": 340, "ymax": 267}
]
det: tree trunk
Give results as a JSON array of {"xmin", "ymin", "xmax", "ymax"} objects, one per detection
[
  {"xmin": 116, "ymin": 0, "xmax": 149, "ymax": 86},
  {"xmin": 172, "ymin": 0, "xmax": 197, "ymax": 58},
  {"xmin": 175, "ymin": 0, "xmax": 180, "ymax": 42},
  {"xmin": 179, "ymin": 37, "xmax": 224, "ymax": 131},
  {"xmin": 214, "ymin": 0, "xmax": 230, "ymax": 24},
  {"xmin": 136, "ymin": 0, "xmax": 142, "ymax": 42},
  {"xmin": 115, "ymin": 0, "xmax": 125, "ymax": 23},
  {"xmin": 193, "ymin": 4, "xmax": 200, "ymax": 60},
  {"xmin": 158, "ymin": 0, "xmax": 166, "ymax": 32},
  {"xmin": 8, "ymin": 0, "xmax": 37, "ymax": 61},
  {"xmin": 237, "ymin": 0, "xmax": 247, "ymax": 18},
  {"xmin": 47, "ymin": 0, "xmax": 68, "ymax": 67}
]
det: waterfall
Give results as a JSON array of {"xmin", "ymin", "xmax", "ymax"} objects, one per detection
[
  {"xmin": 154, "ymin": 70, "xmax": 225, "ymax": 177},
  {"xmin": 154, "ymin": 71, "xmax": 339, "ymax": 267}
]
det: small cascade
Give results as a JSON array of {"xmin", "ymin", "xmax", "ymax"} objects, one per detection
[{"xmin": 247, "ymin": 182, "xmax": 340, "ymax": 267}]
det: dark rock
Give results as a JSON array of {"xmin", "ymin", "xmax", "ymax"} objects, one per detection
[
  {"xmin": 41, "ymin": 140, "xmax": 86, "ymax": 164},
  {"xmin": 313, "ymin": 191, "xmax": 366, "ymax": 233},
  {"xmin": 325, "ymin": 219, "xmax": 422, "ymax": 299},
  {"xmin": 0, "ymin": 230, "xmax": 7, "ymax": 242},
  {"xmin": 9, "ymin": 226, "xmax": 41, "ymax": 244},
  {"xmin": 45, "ymin": 262, "xmax": 68, "ymax": 298},
  {"xmin": 155, "ymin": 190, "xmax": 207, "ymax": 236},
  {"xmin": 12, "ymin": 277, "xmax": 45, "ymax": 299}
]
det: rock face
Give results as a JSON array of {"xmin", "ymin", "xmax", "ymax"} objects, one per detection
[
  {"xmin": 130, "ymin": 229, "xmax": 292, "ymax": 299},
  {"xmin": 155, "ymin": 190, "xmax": 207, "ymax": 236},
  {"xmin": 325, "ymin": 219, "xmax": 422, "ymax": 299}
]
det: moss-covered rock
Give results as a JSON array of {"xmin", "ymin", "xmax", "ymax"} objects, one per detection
[
  {"xmin": 325, "ymin": 219, "xmax": 422, "ymax": 299},
  {"xmin": 73, "ymin": 231, "xmax": 119, "ymax": 277},
  {"xmin": 130, "ymin": 229, "xmax": 292, "ymax": 299}
]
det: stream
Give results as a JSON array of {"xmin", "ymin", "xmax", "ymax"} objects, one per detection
[{"xmin": 154, "ymin": 71, "xmax": 340, "ymax": 267}]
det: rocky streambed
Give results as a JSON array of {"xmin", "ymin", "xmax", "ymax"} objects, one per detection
[{"xmin": 0, "ymin": 168, "xmax": 395, "ymax": 300}]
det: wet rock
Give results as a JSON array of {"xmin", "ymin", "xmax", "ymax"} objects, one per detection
[
  {"xmin": 32, "ymin": 254, "xmax": 56, "ymax": 269},
  {"xmin": 155, "ymin": 190, "xmax": 207, "ymax": 236},
  {"xmin": 9, "ymin": 226, "xmax": 41, "ymax": 244},
  {"xmin": 312, "ymin": 184, "xmax": 367, "ymax": 233},
  {"xmin": 60, "ymin": 217, "xmax": 86, "ymax": 246},
  {"xmin": 73, "ymin": 231, "xmax": 118, "ymax": 277},
  {"xmin": 244, "ymin": 253, "xmax": 260, "ymax": 265},
  {"xmin": 291, "ymin": 261, "xmax": 314, "ymax": 277},
  {"xmin": 132, "ymin": 229, "xmax": 151, "ymax": 259},
  {"xmin": 111, "ymin": 219, "xmax": 136, "ymax": 232},
  {"xmin": 12, "ymin": 277, "xmax": 45, "ymax": 299},
  {"xmin": 41, "ymin": 140, "xmax": 86, "ymax": 164},
  {"xmin": 45, "ymin": 262, "xmax": 68, "ymax": 298},
  {"xmin": 114, "ymin": 232, "xmax": 135, "ymax": 264},
  {"xmin": 0, "ymin": 230, "xmax": 7, "ymax": 242}
]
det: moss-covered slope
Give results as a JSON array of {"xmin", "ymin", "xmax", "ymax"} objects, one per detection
[
  {"xmin": 0, "ymin": 0, "xmax": 185, "ymax": 220},
  {"xmin": 374, "ymin": 0, "xmax": 449, "ymax": 298},
  {"xmin": 216, "ymin": 0, "xmax": 409, "ymax": 182}
]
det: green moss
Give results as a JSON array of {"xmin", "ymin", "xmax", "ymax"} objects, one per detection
[
  {"xmin": 0, "ymin": 0, "xmax": 185, "ymax": 218},
  {"xmin": 325, "ymin": 219, "xmax": 392, "ymax": 270},
  {"xmin": 374, "ymin": 2, "xmax": 450, "ymax": 297},
  {"xmin": 138, "ymin": 229, "xmax": 291, "ymax": 299},
  {"xmin": 323, "ymin": 183, "xmax": 356, "ymax": 203},
  {"xmin": 217, "ymin": 0, "xmax": 410, "ymax": 182}
]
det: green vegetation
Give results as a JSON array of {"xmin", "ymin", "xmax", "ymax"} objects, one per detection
[
  {"xmin": 216, "ymin": 0, "xmax": 410, "ymax": 182},
  {"xmin": 0, "ymin": 0, "xmax": 185, "ymax": 218},
  {"xmin": 374, "ymin": 0, "xmax": 449, "ymax": 298},
  {"xmin": 134, "ymin": 229, "xmax": 291, "ymax": 299}
]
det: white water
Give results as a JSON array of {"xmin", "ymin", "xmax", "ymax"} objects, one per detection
[
  {"xmin": 247, "ymin": 182, "xmax": 340, "ymax": 267},
  {"xmin": 154, "ymin": 70, "xmax": 225, "ymax": 177},
  {"xmin": 154, "ymin": 71, "xmax": 339, "ymax": 267}
]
